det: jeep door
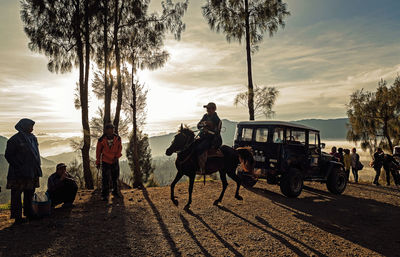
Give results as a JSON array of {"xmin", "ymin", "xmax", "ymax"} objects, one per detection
[
  {"xmin": 283, "ymin": 128, "xmax": 307, "ymax": 172},
  {"xmin": 307, "ymin": 131, "xmax": 322, "ymax": 177}
]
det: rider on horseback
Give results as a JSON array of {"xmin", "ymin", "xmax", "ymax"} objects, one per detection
[{"xmin": 196, "ymin": 102, "xmax": 222, "ymax": 174}]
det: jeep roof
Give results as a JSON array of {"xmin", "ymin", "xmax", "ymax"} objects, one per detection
[{"xmin": 237, "ymin": 121, "xmax": 319, "ymax": 132}]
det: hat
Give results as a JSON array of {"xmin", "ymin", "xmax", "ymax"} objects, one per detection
[
  {"xmin": 56, "ymin": 163, "xmax": 67, "ymax": 170},
  {"xmin": 203, "ymin": 102, "xmax": 217, "ymax": 110}
]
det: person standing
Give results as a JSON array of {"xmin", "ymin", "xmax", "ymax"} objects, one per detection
[
  {"xmin": 373, "ymin": 148, "xmax": 384, "ymax": 186},
  {"xmin": 96, "ymin": 123, "xmax": 122, "ymax": 201},
  {"xmin": 47, "ymin": 163, "xmax": 78, "ymax": 208},
  {"xmin": 351, "ymin": 148, "xmax": 360, "ymax": 183},
  {"xmin": 337, "ymin": 148, "xmax": 344, "ymax": 164},
  {"xmin": 382, "ymin": 154, "xmax": 400, "ymax": 187},
  {"xmin": 4, "ymin": 119, "xmax": 42, "ymax": 224},
  {"xmin": 343, "ymin": 149, "xmax": 351, "ymax": 180}
]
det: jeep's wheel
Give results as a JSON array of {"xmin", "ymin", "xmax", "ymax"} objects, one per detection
[
  {"xmin": 326, "ymin": 167, "xmax": 347, "ymax": 194},
  {"xmin": 280, "ymin": 169, "xmax": 303, "ymax": 198}
]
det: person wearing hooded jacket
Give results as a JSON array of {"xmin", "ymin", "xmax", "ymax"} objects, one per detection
[{"xmin": 5, "ymin": 119, "xmax": 42, "ymax": 224}]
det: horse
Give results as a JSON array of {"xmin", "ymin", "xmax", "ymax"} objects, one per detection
[{"xmin": 165, "ymin": 124, "xmax": 254, "ymax": 210}]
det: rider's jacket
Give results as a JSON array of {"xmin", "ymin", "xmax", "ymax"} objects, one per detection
[{"xmin": 197, "ymin": 112, "xmax": 222, "ymax": 136}]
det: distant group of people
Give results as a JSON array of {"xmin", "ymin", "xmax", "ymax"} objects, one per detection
[
  {"xmin": 330, "ymin": 145, "xmax": 400, "ymax": 187},
  {"xmin": 330, "ymin": 146, "xmax": 363, "ymax": 183},
  {"xmin": 4, "ymin": 118, "xmax": 123, "ymax": 225}
]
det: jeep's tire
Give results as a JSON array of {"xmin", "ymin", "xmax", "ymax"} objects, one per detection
[
  {"xmin": 280, "ymin": 169, "xmax": 303, "ymax": 198},
  {"xmin": 326, "ymin": 167, "xmax": 347, "ymax": 194}
]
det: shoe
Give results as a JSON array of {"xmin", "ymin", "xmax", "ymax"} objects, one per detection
[
  {"xmin": 62, "ymin": 203, "xmax": 75, "ymax": 209},
  {"xmin": 13, "ymin": 217, "xmax": 27, "ymax": 225},
  {"xmin": 375, "ymin": 183, "xmax": 381, "ymax": 186},
  {"xmin": 112, "ymin": 191, "xmax": 122, "ymax": 198},
  {"xmin": 386, "ymin": 184, "xmax": 390, "ymax": 186}
]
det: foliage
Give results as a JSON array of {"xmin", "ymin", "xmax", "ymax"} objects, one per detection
[
  {"xmin": 202, "ymin": 0, "xmax": 290, "ymax": 49},
  {"xmin": 347, "ymin": 76, "xmax": 400, "ymax": 153},
  {"xmin": 234, "ymin": 85, "xmax": 279, "ymax": 119}
]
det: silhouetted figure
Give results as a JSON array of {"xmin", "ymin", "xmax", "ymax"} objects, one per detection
[
  {"xmin": 195, "ymin": 102, "xmax": 222, "ymax": 174},
  {"xmin": 351, "ymin": 148, "xmax": 360, "ymax": 183},
  {"xmin": 337, "ymin": 147, "xmax": 344, "ymax": 164},
  {"xmin": 330, "ymin": 146, "xmax": 341, "ymax": 162},
  {"xmin": 343, "ymin": 149, "xmax": 351, "ymax": 180},
  {"xmin": 96, "ymin": 123, "xmax": 122, "ymax": 201},
  {"xmin": 373, "ymin": 148, "xmax": 384, "ymax": 186},
  {"xmin": 5, "ymin": 119, "xmax": 42, "ymax": 224},
  {"xmin": 383, "ymin": 154, "xmax": 400, "ymax": 186},
  {"xmin": 47, "ymin": 163, "xmax": 78, "ymax": 208}
]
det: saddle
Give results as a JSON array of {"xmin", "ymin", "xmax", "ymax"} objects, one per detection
[{"xmin": 197, "ymin": 148, "xmax": 224, "ymax": 175}]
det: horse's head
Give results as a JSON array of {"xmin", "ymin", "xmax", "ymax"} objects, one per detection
[{"xmin": 166, "ymin": 124, "xmax": 195, "ymax": 156}]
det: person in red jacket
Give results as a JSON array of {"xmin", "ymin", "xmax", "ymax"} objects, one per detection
[{"xmin": 96, "ymin": 123, "xmax": 122, "ymax": 200}]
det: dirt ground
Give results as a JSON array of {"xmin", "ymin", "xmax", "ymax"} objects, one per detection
[{"xmin": 0, "ymin": 180, "xmax": 399, "ymax": 257}]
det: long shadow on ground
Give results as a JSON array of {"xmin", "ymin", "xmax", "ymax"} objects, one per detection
[{"xmin": 248, "ymin": 185, "xmax": 400, "ymax": 256}]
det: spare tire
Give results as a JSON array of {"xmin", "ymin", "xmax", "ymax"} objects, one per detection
[
  {"xmin": 238, "ymin": 171, "xmax": 258, "ymax": 188},
  {"xmin": 326, "ymin": 166, "xmax": 347, "ymax": 194},
  {"xmin": 280, "ymin": 169, "xmax": 303, "ymax": 198}
]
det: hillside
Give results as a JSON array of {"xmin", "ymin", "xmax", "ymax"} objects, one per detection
[
  {"xmin": 0, "ymin": 181, "xmax": 399, "ymax": 256},
  {"xmin": 0, "ymin": 136, "xmax": 7, "ymax": 154}
]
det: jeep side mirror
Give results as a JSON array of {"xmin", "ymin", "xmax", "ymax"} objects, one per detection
[{"xmin": 321, "ymin": 143, "xmax": 326, "ymax": 149}]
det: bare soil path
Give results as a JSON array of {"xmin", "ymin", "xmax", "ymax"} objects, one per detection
[{"xmin": 0, "ymin": 181, "xmax": 399, "ymax": 256}]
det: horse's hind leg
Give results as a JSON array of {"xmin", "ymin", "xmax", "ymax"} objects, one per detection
[
  {"xmin": 184, "ymin": 174, "xmax": 195, "ymax": 210},
  {"xmin": 228, "ymin": 170, "xmax": 243, "ymax": 201},
  {"xmin": 214, "ymin": 171, "xmax": 228, "ymax": 205},
  {"xmin": 171, "ymin": 171, "xmax": 184, "ymax": 206}
]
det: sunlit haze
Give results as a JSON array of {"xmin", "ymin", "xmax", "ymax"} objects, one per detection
[{"xmin": 1, "ymin": 0, "xmax": 399, "ymax": 138}]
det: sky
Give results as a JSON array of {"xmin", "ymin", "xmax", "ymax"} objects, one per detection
[{"xmin": 0, "ymin": 0, "xmax": 399, "ymax": 137}]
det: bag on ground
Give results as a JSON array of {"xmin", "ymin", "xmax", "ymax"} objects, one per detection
[{"xmin": 32, "ymin": 191, "xmax": 51, "ymax": 217}]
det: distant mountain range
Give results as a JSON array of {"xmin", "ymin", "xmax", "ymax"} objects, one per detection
[{"xmin": 149, "ymin": 118, "xmax": 349, "ymax": 156}]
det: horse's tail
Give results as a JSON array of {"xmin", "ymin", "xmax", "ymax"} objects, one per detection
[{"xmin": 236, "ymin": 147, "xmax": 255, "ymax": 173}]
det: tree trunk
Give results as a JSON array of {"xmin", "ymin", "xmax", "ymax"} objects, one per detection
[
  {"xmin": 131, "ymin": 62, "xmax": 142, "ymax": 188},
  {"xmin": 244, "ymin": 0, "xmax": 255, "ymax": 121},
  {"xmin": 103, "ymin": 0, "xmax": 111, "ymax": 126},
  {"xmin": 383, "ymin": 119, "xmax": 394, "ymax": 153},
  {"xmin": 80, "ymin": 0, "xmax": 94, "ymax": 189},
  {"xmin": 113, "ymin": 0, "xmax": 123, "ymax": 133}
]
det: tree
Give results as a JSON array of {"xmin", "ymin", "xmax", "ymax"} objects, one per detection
[
  {"xmin": 126, "ymin": 130, "xmax": 155, "ymax": 185},
  {"xmin": 21, "ymin": 0, "xmax": 94, "ymax": 188},
  {"xmin": 234, "ymin": 85, "xmax": 279, "ymax": 119},
  {"xmin": 203, "ymin": 0, "xmax": 289, "ymax": 120},
  {"xmin": 119, "ymin": 0, "xmax": 188, "ymax": 188},
  {"xmin": 347, "ymin": 76, "xmax": 400, "ymax": 153}
]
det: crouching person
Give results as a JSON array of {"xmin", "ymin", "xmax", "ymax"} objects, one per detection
[
  {"xmin": 47, "ymin": 163, "xmax": 78, "ymax": 208},
  {"xmin": 96, "ymin": 123, "xmax": 122, "ymax": 201}
]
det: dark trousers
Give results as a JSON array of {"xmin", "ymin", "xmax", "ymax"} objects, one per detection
[
  {"xmin": 10, "ymin": 189, "xmax": 34, "ymax": 219},
  {"xmin": 345, "ymin": 169, "xmax": 350, "ymax": 180},
  {"xmin": 49, "ymin": 179, "xmax": 78, "ymax": 206},
  {"xmin": 351, "ymin": 167, "xmax": 359, "ymax": 183},
  {"xmin": 102, "ymin": 162, "xmax": 119, "ymax": 197},
  {"xmin": 384, "ymin": 167, "xmax": 400, "ymax": 185},
  {"xmin": 373, "ymin": 166, "xmax": 382, "ymax": 184}
]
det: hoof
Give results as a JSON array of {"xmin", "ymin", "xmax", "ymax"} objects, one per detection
[
  {"xmin": 213, "ymin": 200, "xmax": 220, "ymax": 206},
  {"xmin": 235, "ymin": 195, "xmax": 243, "ymax": 201},
  {"xmin": 172, "ymin": 199, "xmax": 179, "ymax": 206}
]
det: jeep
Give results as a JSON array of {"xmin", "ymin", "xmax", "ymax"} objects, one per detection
[{"xmin": 233, "ymin": 121, "xmax": 347, "ymax": 197}]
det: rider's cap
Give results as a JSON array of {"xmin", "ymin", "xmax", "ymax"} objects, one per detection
[{"xmin": 203, "ymin": 102, "xmax": 217, "ymax": 110}]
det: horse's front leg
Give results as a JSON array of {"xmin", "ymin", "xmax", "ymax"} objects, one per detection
[
  {"xmin": 171, "ymin": 171, "xmax": 184, "ymax": 206},
  {"xmin": 184, "ymin": 174, "xmax": 195, "ymax": 210},
  {"xmin": 214, "ymin": 171, "xmax": 228, "ymax": 205},
  {"xmin": 228, "ymin": 170, "xmax": 243, "ymax": 201}
]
